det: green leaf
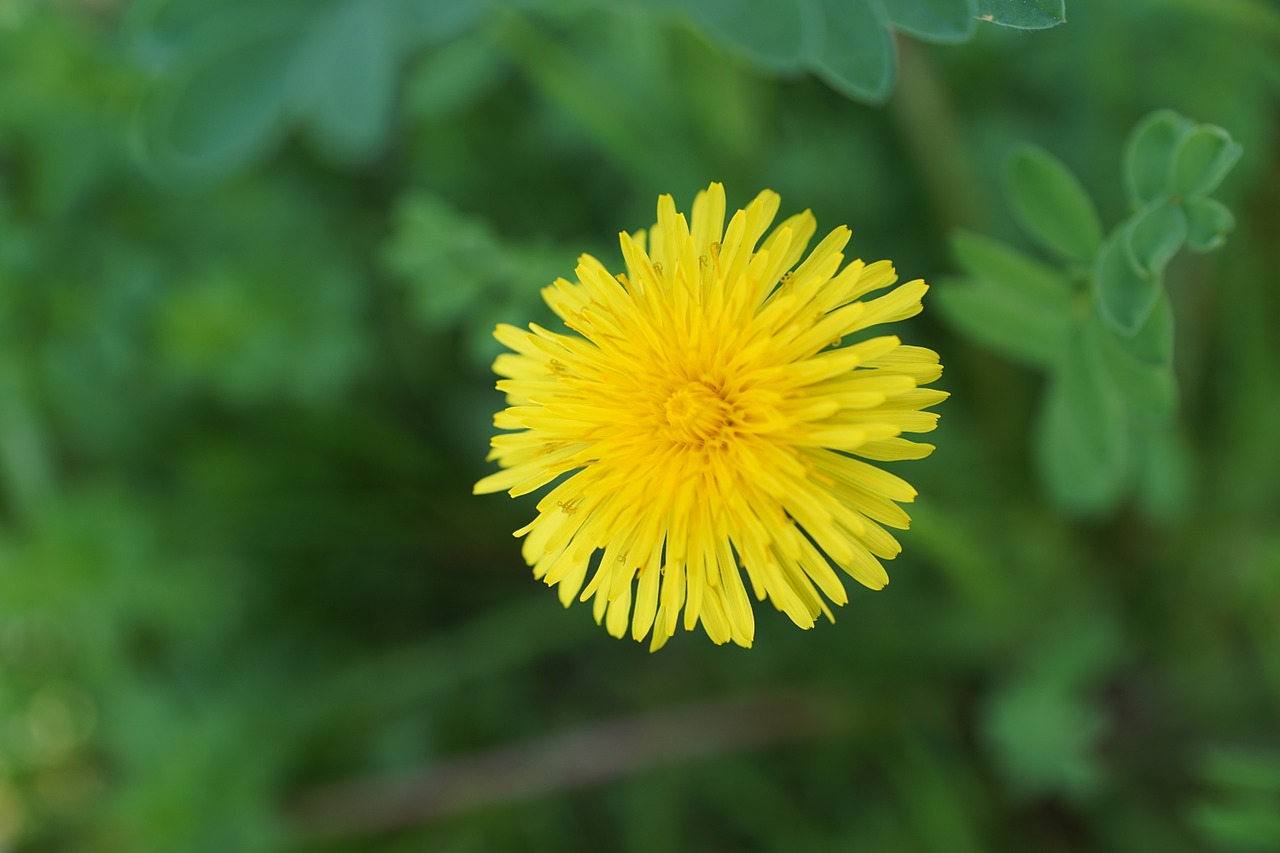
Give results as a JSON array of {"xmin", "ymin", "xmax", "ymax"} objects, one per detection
[
  {"xmin": 686, "ymin": 0, "xmax": 815, "ymax": 71},
  {"xmin": 1185, "ymin": 197, "xmax": 1236, "ymax": 253},
  {"xmin": 1172, "ymin": 125, "xmax": 1243, "ymax": 198},
  {"xmin": 674, "ymin": 0, "xmax": 1059, "ymax": 103},
  {"xmin": 934, "ymin": 277, "xmax": 1070, "ymax": 366},
  {"xmin": 1006, "ymin": 144, "xmax": 1103, "ymax": 261},
  {"xmin": 1094, "ymin": 228, "xmax": 1161, "ymax": 337},
  {"xmin": 1113, "ymin": 288, "xmax": 1174, "ymax": 366},
  {"xmin": 147, "ymin": 20, "xmax": 299, "ymax": 178},
  {"xmin": 879, "ymin": 0, "xmax": 977, "ymax": 43},
  {"xmin": 938, "ymin": 232, "xmax": 1074, "ymax": 365},
  {"xmin": 1124, "ymin": 200, "xmax": 1186, "ymax": 277},
  {"xmin": 950, "ymin": 231, "xmax": 1074, "ymax": 301},
  {"xmin": 1123, "ymin": 109, "xmax": 1194, "ymax": 206},
  {"xmin": 1135, "ymin": 423, "xmax": 1193, "ymax": 522},
  {"xmin": 976, "ymin": 0, "xmax": 1066, "ymax": 30},
  {"xmin": 809, "ymin": 0, "xmax": 896, "ymax": 103},
  {"xmin": 293, "ymin": 0, "xmax": 397, "ymax": 160},
  {"xmin": 1035, "ymin": 319, "xmax": 1130, "ymax": 514},
  {"xmin": 981, "ymin": 675, "xmax": 1105, "ymax": 798},
  {"xmin": 380, "ymin": 194, "xmax": 495, "ymax": 328},
  {"xmin": 1092, "ymin": 307, "xmax": 1177, "ymax": 421}
]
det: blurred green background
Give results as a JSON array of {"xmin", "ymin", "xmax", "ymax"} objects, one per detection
[{"xmin": 2, "ymin": 0, "xmax": 1279, "ymax": 850}]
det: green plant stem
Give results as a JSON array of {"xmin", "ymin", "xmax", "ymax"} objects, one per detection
[{"xmin": 890, "ymin": 38, "xmax": 990, "ymax": 232}]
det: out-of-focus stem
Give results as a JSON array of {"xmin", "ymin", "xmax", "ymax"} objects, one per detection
[
  {"xmin": 890, "ymin": 37, "xmax": 990, "ymax": 233},
  {"xmin": 287, "ymin": 691, "xmax": 856, "ymax": 840}
]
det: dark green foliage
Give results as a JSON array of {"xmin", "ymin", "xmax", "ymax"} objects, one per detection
[{"xmin": 1, "ymin": 1, "xmax": 1278, "ymax": 852}]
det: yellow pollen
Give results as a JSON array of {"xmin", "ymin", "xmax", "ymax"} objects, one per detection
[{"xmin": 663, "ymin": 381, "xmax": 734, "ymax": 446}]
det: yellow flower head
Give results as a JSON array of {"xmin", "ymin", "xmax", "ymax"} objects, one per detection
[{"xmin": 475, "ymin": 184, "xmax": 946, "ymax": 650}]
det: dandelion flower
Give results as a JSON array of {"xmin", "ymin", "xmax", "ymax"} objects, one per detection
[{"xmin": 475, "ymin": 183, "xmax": 945, "ymax": 650}]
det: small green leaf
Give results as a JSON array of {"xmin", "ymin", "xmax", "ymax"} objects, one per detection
[
  {"xmin": 950, "ymin": 230, "xmax": 1074, "ymax": 301},
  {"xmin": 1185, "ymin": 197, "xmax": 1236, "ymax": 253},
  {"xmin": 1124, "ymin": 200, "xmax": 1186, "ymax": 277},
  {"xmin": 976, "ymin": 0, "xmax": 1066, "ymax": 30},
  {"xmin": 1094, "ymin": 229, "xmax": 1161, "ymax": 336},
  {"xmin": 982, "ymin": 675, "xmax": 1105, "ymax": 798},
  {"xmin": 1172, "ymin": 125, "xmax": 1243, "ymax": 198},
  {"xmin": 1035, "ymin": 320, "xmax": 1131, "ymax": 514},
  {"xmin": 934, "ymin": 276, "xmax": 1070, "ymax": 366},
  {"xmin": 1124, "ymin": 109, "xmax": 1194, "ymax": 206},
  {"xmin": 1135, "ymin": 423, "xmax": 1193, "ymax": 522},
  {"xmin": 1068, "ymin": 316, "xmax": 1130, "ymax": 465},
  {"xmin": 1114, "ymin": 289, "xmax": 1174, "ymax": 367},
  {"xmin": 1092, "ymin": 308, "xmax": 1177, "ymax": 421},
  {"xmin": 939, "ymin": 233, "xmax": 1074, "ymax": 365},
  {"xmin": 809, "ymin": 0, "xmax": 896, "ymax": 103},
  {"xmin": 880, "ymin": 0, "xmax": 977, "ymax": 43},
  {"xmin": 1006, "ymin": 144, "xmax": 1103, "ymax": 261}
]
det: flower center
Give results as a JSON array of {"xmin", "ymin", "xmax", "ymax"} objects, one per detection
[{"xmin": 663, "ymin": 380, "xmax": 734, "ymax": 446}]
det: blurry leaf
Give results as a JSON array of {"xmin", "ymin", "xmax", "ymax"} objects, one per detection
[
  {"xmin": 380, "ymin": 192, "xmax": 562, "ymax": 368},
  {"xmin": 1185, "ymin": 197, "xmax": 1236, "ymax": 253},
  {"xmin": 1124, "ymin": 200, "xmax": 1186, "ymax": 278},
  {"xmin": 879, "ymin": 0, "xmax": 977, "ymax": 43},
  {"xmin": 1035, "ymin": 319, "xmax": 1130, "ymax": 514},
  {"xmin": 976, "ymin": 0, "xmax": 1066, "ymax": 30},
  {"xmin": 810, "ymin": 0, "xmax": 896, "ymax": 103},
  {"xmin": 143, "ymin": 0, "xmax": 420, "ymax": 177},
  {"xmin": 293, "ymin": 0, "xmax": 398, "ymax": 160},
  {"xmin": 157, "ymin": 267, "xmax": 366, "ymax": 406},
  {"xmin": 382, "ymin": 195, "xmax": 493, "ymax": 327},
  {"xmin": 1135, "ymin": 423, "xmax": 1193, "ymax": 522},
  {"xmin": 1093, "ymin": 308, "xmax": 1177, "ymax": 421},
  {"xmin": 668, "ymin": 0, "xmax": 1057, "ymax": 103},
  {"xmin": 934, "ymin": 278, "xmax": 1068, "ymax": 366},
  {"xmin": 938, "ymin": 232, "xmax": 1073, "ymax": 365},
  {"xmin": 387, "ymin": 0, "xmax": 491, "ymax": 48},
  {"xmin": 406, "ymin": 35, "xmax": 506, "ymax": 122},
  {"xmin": 1201, "ymin": 748, "xmax": 1280, "ymax": 795},
  {"xmin": 1123, "ymin": 109, "xmax": 1194, "ymax": 206},
  {"xmin": 0, "ymin": 365, "xmax": 56, "ymax": 521},
  {"xmin": 981, "ymin": 676, "xmax": 1105, "ymax": 798},
  {"xmin": 1112, "ymin": 288, "xmax": 1174, "ymax": 367},
  {"xmin": 950, "ymin": 230, "xmax": 1074, "ymax": 301},
  {"xmin": 685, "ymin": 0, "xmax": 815, "ymax": 71},
  {"xmin": 1006, "ymin": 144, "xmax": 1103, "ymax": 261},
  {"xmin": 107, "ymin": 685, "xmax": 286, "ymax": 853},
  {"xmin": 889, "ymin": 738, "xmax": 988, "ymax": 853},
  {"xmin": 1172, "ymin": 124, "xmax": 1243, "ymax": 198},
  {"xmin": 147, "ymin": 19, "xmax": 298, "ymax": 178},
  {"xmin": 1191, "ymin": 802, "xmax": 1280, "ymax": 853},
  {"xmin": 1060, "ymin": 317, "xmax": 1128, "ymax": 468},
  {"xmin": 1094, "ymin": 229, "xmax": 1160, "ymax": 337},
  {"xmin": 980, "ymin": 611, "xmax": 1119, "ymax": 799}
]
